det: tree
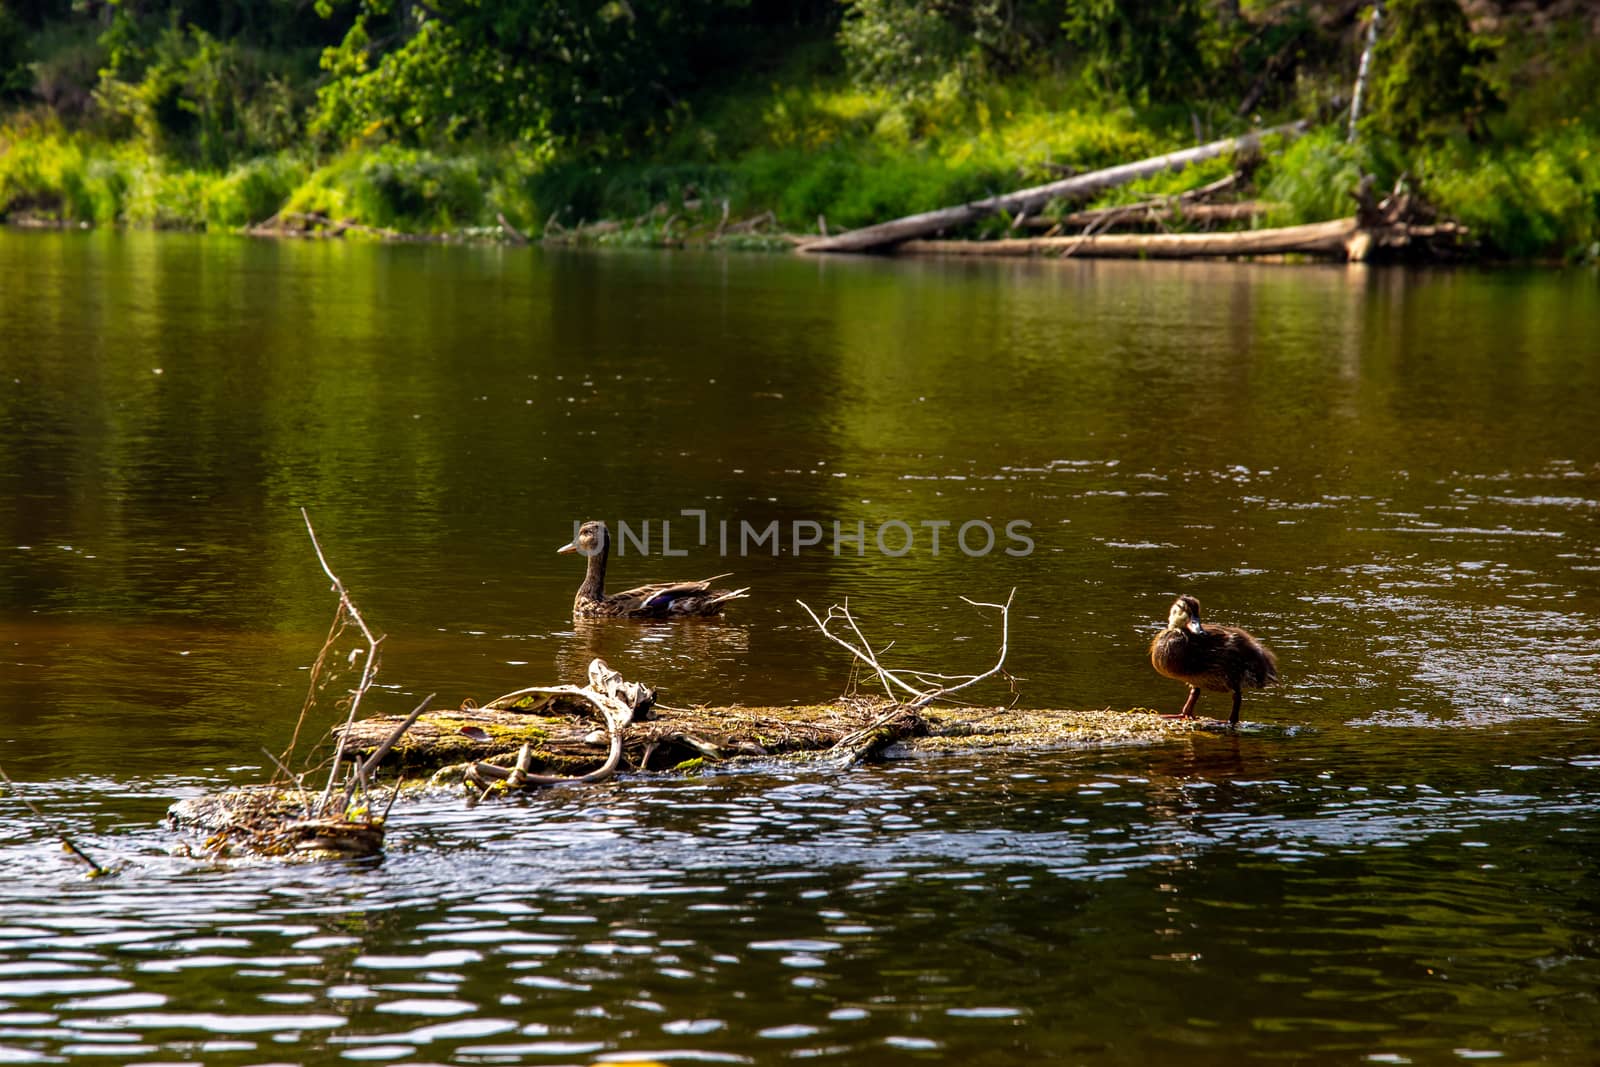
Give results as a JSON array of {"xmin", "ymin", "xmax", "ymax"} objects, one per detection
[
  {"xmin": 311, "ymin": 0, "xmax": 817, "ymax": 154},
  {"xmin": 1367, "ymin": 0, "xmax": 1497, "ymax": 141}
]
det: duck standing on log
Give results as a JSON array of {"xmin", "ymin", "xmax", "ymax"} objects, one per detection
[
  {"xmin": 1149, "ymin": 594, "xmax": 1279, "ymax": 726},
  {"xmin": 558, "ymin": 520, "xmax": 749, "ymax": 618}
]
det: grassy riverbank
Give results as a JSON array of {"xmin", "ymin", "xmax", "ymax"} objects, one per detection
[{"xmin": 2, "ymin": 3, "xmax": 1597, "ymax": 260}]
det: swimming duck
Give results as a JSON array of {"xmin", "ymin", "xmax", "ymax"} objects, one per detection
[
  {"xmin": 557, "ymin": 520, "xmax": 749, "ymax": 618},
  {"xmin": 1149, "ymin": 594, "xmax": 1278, "ymax": 726}
]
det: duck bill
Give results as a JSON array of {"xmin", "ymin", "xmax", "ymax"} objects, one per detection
[
  {"xmin": 1186, "ymin": 619, "xmax": 1204, "ymax": 635},
  {"xmin": 556, "ymin": 542, "xmax": 577, "ymax": 554}
]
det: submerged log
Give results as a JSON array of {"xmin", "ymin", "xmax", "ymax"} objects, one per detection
[{"xmin": 799, "ymin": 121, "xmax": 1307, "ymax": 254}]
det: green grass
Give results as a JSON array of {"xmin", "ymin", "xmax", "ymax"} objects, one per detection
[
  {"xmin": 282, "ymin": 147, "xmax": 495, "ymax": 231},
  {"xmin": 1257, "ymin": 128, "xmax": 1377, "ymax": 226},
  {"xmin": 203, "ymin": 155, "xmax": 309, "ymax": 226}
]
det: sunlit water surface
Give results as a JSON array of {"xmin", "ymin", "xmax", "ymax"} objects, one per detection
[{"xmin": 1, "ymin": 232, "xmax": 1597, "ymax": 1064}]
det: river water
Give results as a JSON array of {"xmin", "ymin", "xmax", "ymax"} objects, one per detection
[{"xmin": 0, "ymin": 231, "xmax": 1597, "ymax": 1064}]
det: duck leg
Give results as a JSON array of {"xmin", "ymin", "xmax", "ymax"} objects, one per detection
[
  {"xmin": 1182, "ymin": 688, "xmax": 1203, "ymax": 719},
  {"xmin": 1161, "ymin": 687, "xmax": 1202, "ymax": 720},
  {"xmin": 1229, "ymin": 688, "xmax": 1242, "ymax": 727}
]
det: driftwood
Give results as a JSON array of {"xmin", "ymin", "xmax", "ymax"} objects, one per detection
[
  {"xmin": 898, "ymin": 218, "xmax": 1355, "ymax": 258},
  {"xmin": 798, "ymin": 121, "xmax": 1307, "ymax": 254},
  {"xmin": 904, "ymin": 170, "xmax": 1463, "ymax": 262},
  {"xmin": 458, "ymin": 658, "xmax": 653, "ymax": 793},
  {"xmin": 541, "ymin": 208, "xmax": 783, "ymax": 248}
]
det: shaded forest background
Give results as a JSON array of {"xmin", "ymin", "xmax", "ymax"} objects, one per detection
[{"xmin": 1, "ymin": 0, "xmax": 1597, "ymax": 257}]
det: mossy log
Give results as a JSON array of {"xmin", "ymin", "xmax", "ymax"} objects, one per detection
[
  {"xmin": 328, "ymin": 699, "xmax": 1206, "ymax": 786},
  {"xmin": 166, "ymin": 702, "xmax": 1207, "ymax": 850},
  {"xmin": 166, "ymin": 644, "xmax": 1225, "ymax": 861}
]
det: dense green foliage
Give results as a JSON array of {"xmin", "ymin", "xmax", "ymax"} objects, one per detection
[
  {"xmin": 1, "ymin": 0, "xmax": 1596, "ymax": 259},
  {"xmin": 1366, "ymin": 0, "xmax": 1498, "ymax": 140},
  {"xmin": 311, "ymin": 0, "xmax": 824, "ymax": 152}
]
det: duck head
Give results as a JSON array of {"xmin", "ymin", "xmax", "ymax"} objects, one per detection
[
  {"xmin": 1167, "ymin": 594, "xmax": 1204, "ymax": 635},
  {"xmin": 557, "ymin": 520, "xmax": 609, "ymax": 558}
]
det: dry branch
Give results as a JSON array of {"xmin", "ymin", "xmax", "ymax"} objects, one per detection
[
  {"xmin": 465, "ymin": 658, "xmax": 651, "ymax": 792},
  {"xmin": 342, "ymin": 693, "xmax": 434, "ymax": 811},
  {"xmin": 497, "ymin": 212, "xmax": 529, "ymax": 245},
  {"xmin": 247, "ymin": 211, "xmax": 408, "ymax": 241},
  {"xmin": 169, "ymin": 514, "xmax": 426, "ymax": 862},
  {"xmin": 0, "ymin": 764, "xmax": 111, "ymax": 877},
  {"xmin": 797, "ymin": 590, "xmax": 1016, "ymax": 710},
  {"xmin": 299, "ymin": 508, "xmax": 384, "ymax": 819}
]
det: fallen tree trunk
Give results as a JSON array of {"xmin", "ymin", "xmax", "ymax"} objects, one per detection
[
  {"xmin": 170, "ymin": 700, "xmax": 1211, "ymax": 831},
  {"xmin": 901, "ymin": 217, "xmax": 1356, "ymax": 258},
  {"xmin": 799, "ymin": 121, "xmax": 1307, "ymax": 254},
  {"xmin": 894, "ymin": 218, "xmax": 1467, "ymax": 261},
  {"xmin": 328, "ymin": 699, "xmax": 1201, "ymax": 786}
]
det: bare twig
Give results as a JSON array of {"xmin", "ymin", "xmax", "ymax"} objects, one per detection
[
  {"xmin": 356, "ymin": 693, "xmax": 435, "ymax": 783},
  {"xmin": 795, "ymin": 600, "xmax": 924, "ymax": 701},
  {"xmin": 0, "ymin": 764, "xmax": 109, "ymax": 877},
  {"xmin": 722, "ymin": 210, "xmax": 776, "ymax": 236},
  {"xmin": 259, "ymin": 747, "xmax": 313, "ymax": 819},
  {"xmin": 379, "ymin": 774, "xmax": 404, "ymax": 824},
  {"xmin": 470, "ymin": 688, "xmax": 634, "ymax": 789},
  {"xmin": 797, "ymin": 589, "xmax": 1016, "ymax": 709},
  {"xmin": 278, "ymin": 604, "xmax": 347, "ymax": 775},
  {"xmin": 300, "ymin": 509, "xmax": 385, "ymax": 819}
]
